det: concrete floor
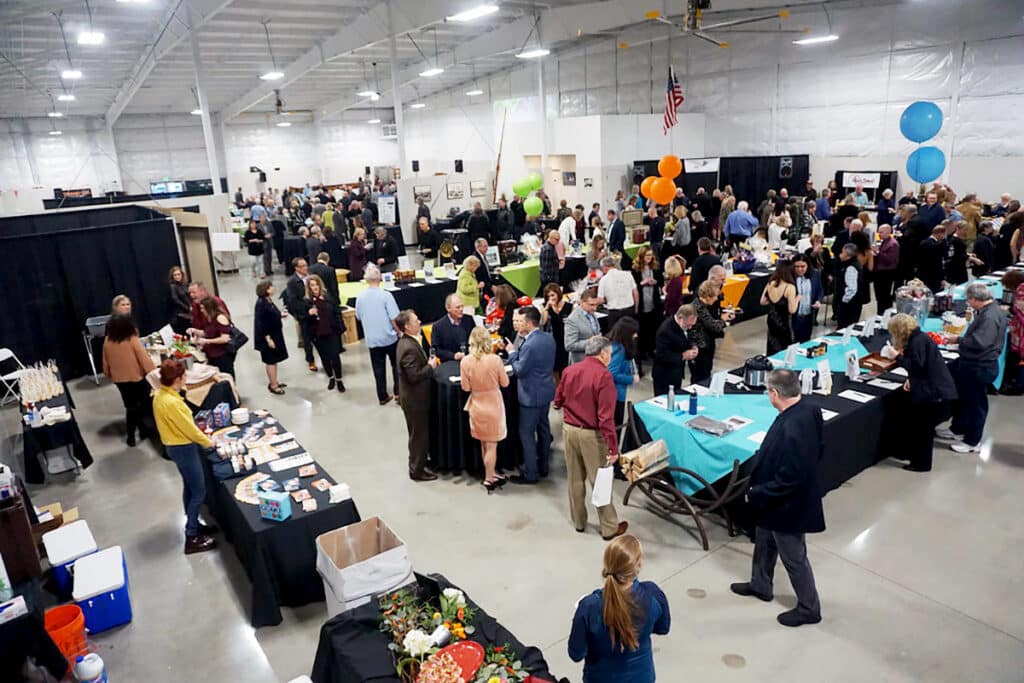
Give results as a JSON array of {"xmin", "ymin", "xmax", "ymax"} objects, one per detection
[{"xmin": 5, "ymin": 268, "xmax": 1024, "ymax": 682}]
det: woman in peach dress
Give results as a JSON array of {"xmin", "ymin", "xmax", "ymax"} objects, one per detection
[{"xmin": 460, "ymin": 326, "xmax": 510, "ymax": 492}]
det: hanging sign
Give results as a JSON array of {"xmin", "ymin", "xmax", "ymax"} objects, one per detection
[
  {"xmin": 841, "ymin": 172, "xmax": 881, "ymax": 189},
  {"xmin": 684, "ymin": 158, "xmax": 720, "ymax": 173}
]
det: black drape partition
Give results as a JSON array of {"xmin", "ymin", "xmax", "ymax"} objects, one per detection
[
  {"xmin": 0, "ymin": 205, "xmax": 161, "ymax": 237},
  {"xmin": 0, "ymin": 217, "xmax": 181, "ymax": 379},
  {"xmin": 681, "ymin": 171, "xmax": 718, "ymax": 198},
  {"xmin": 718, "ymin": 155, "xmax": 810, "ymax": 205}
]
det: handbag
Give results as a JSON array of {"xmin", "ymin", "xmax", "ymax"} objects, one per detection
[{"xmin": 225, "ymin": 325, "xmax": 249, "ymax": 353}]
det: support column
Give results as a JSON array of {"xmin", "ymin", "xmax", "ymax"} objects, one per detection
[
  {"xmin": 17, "ymin": 119, "xmax": 41, "ymax": 186},
  {"xmin": 188, "ymin": 0, "xmax": 222, "ymax": 194},
  {"xmin": 537, "ymin": 60, "xmax": 548, "ymax": 188},
  {"xmin": 386, "ymin": 0, "xmax": 407, "ymax": 176},
  {"xmin": 313, "ymin": 112, "xmax": 328, "ymax": 184}
]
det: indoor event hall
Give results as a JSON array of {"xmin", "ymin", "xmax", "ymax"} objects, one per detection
[{"xmin": 1, "ymin": 0, "xmax": 1023, "ymax": 681}]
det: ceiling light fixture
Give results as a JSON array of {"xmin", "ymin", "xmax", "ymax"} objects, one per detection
[
  {"xmin": 447, "ymin": 4, "xmax": 499, "ymax": 22},
  {"xmin": 77, "ymin": 30, "xmax": 104, "ymax": 45},
  {"xmin": 465, "ymin": 89, "xmax": 484, "ymax": 96},
  {"xmin": 367, "ymin": 118, "xmax": 381, "ymax": 124},
  {"xmin": 48, "ymin": 111, "xmax": 64, "ymax": 118},
  {"xmin": 417, "ymin": 29, "xmax": 445, "ymax": 80},
  {"xmin": 516, "ymin": 15, "xmax": 548, "ymax": 60},
  {"xmin": 260, "ymin": 71, "xmax": 284, "ymax": 81},
  {"xmin": 516, "ymin": 48, "xmax": 549, "ymax": 59},
  {"xmin": 792, "ymin": 34, "xmax": 838, "ymax": 45},
  {"xmin": 62, "ymin": 69, "xmax": 83, "ymax": 79},
  {"xmin": 58, "ymin": 93, "xmax": 76, "ymax": 101},
  {"xmin": 54, "ymin": 11, "xmax": 83, "ymax": 81},
  {"xmin": 419, "ymin": 67, "xmax": 444, "ymax": 78},
  {"xmin": 49, "ymin": 130, "xmax": 63, "ymax": 136},
  {"xmin": 276, "ymin": 121, "xmax": 292, "ymax": 127},
  {"xmin": 259, "ymin": 19, "xmax": 284, "ymax": 81},
  {"xmin": 410, "ymin": 103, "xmax": 426, "ymax": 109},
  {"xmin": 191, "ymin": 108, "xmax": 202, "ymax": 115}
]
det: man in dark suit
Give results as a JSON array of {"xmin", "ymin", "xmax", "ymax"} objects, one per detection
[
  {"xmin": 731, "ymin": 369, "xmax": 824, "ymax": 628},
  {"xmin": 505, "ymin": 306, "xmax": 556, "ymax": 483},
  {"xmin": 917, "ymin": 225, "xmax": 948, "ymax": 293},
  {"xmin": 897, "ymin": 204, "xmax": 931, "ymax": 285},
  {"xmin": 606, "ymin": 209, "xmax": 626, "ymax": 254},
  {"xmin": 689, "ymin": 237, "xmax": 721, "ymax": 295},
  {"xmin": 395, "ymin": 310, "xmax": 439, "ymax": 482},
  {"xmin": 310, "ymin": 252, "xmax": 340, "ymax": 305},
  {"xmin": 283, "ymin": 258, "xmax": 316, "ymax": 371},
  {"xmin": 652, "ymin": 304, "xmax": 699, "ymax": 396},
  {"xmin": 473, "ymin": 237, "xmax": 494, "ymax": 297},
  {"xmin": 430, "ymin": 294, "xmax": 477, "ymax": 361},
  {"xmin": 370, "ymin": 226, "xmax": 400, "ymax": 272}
]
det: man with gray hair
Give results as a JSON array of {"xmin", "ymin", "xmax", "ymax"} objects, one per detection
[
  {"xmin": 596, "ymin": 255, "xmax": 638, "ymax": 328},
  {"xmin": 653, "ymin": 303, "xmax": 699, "ymax": 396},
  {"xmin": 355, "ymin": 264, "xmax": 402, "ymax": 405},
  {"xmin": 936, "ymin": 283, "xmax": 1007, "ymax": 453},
  {"xmin": 731, "ymin": 369, "xmax": 824, "ymax": 627},
  {"xmin": 554, "ymin": 334, "xmax": 627, "ymax": 540},
  {"xmin": 835, "ymin": 242, "xmax": 865, "ymax": 328},
  {"xmin": 724, "ymin": 199, "xmax": 758, "ymax": 244}
]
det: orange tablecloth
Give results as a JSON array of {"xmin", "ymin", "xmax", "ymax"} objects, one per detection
[{"xmin": 681, "ymin": 274, "xmax": 751, "ymax": 309}]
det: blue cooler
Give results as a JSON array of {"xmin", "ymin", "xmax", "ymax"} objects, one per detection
[
  {"xmin": 72, "ymin": 546, "xmax": 132, "ymax": 634},
  {"xmin": 42, "ymin": 520, "xmax": 97, "ymax": 600}
]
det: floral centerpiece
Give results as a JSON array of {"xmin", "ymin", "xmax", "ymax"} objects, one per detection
[
  {"xmin": 379, "ymin": 587, "xmax": 478, "ymax": 683},
  {"xmin": 471, "ymin": 644, "xmax": 530, "ymax": 683},
  {"xmin": 170, "ymin": 334, "xmax": 193, "ymax": 358}
]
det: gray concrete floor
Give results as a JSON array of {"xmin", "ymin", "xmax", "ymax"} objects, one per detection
[{"xmin": 5, "ymin": 268, "xmax": 1024, "ymax": 682}]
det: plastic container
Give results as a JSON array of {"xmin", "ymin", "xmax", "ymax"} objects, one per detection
[
  {"xmin": 73, "ymin": 546, "xmax": 132, "ymax": 634},
  {"xmin": 74, "ymin": 653, "xmax": 108, "ymax": 682},
  {"xmin": 42, "ymin": 520, "xmax": 97, "ymax": 599},
  {"xmin": 44, "ymin": 604, "xmax": 87, "ymax": 673}
]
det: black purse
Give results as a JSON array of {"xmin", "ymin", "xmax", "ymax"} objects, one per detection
[{"xmin": 226, "ymin": 325, "xmax": 249, "ymax": 353}]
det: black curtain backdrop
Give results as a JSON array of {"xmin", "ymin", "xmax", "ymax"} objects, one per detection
[
  {"xmin": 718, "ymin": 155, "xmax": 810, "ymax": 206},
  {"xmin": 0, "ymin": 218, "xmax": 181, "ymax": 379},
  {"xmin": 681, "ymin": 171, "xmax": 718, "ymax": 198},
  {"xmin": 0, "ymin": 205, "xmax": 160, "ymax": 237}
]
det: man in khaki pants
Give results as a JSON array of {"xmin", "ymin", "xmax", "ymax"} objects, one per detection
[{"xmin": 554, "ymin": 336, "xmax": 628, "ymax": 541}]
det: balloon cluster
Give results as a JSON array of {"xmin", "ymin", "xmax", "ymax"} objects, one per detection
[
  {"xmin": 513, "ymin": 173, "xmax": 545, "ymax": 216},
  {"xmin": 899, "ymin": 101, "xmax": 945, "ymax": 184},
  {"xmin": 640, "ymin": 155, "xmax": 682, "ymax": 206}
]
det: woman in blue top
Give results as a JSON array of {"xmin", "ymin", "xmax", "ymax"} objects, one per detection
[
  {"xmin": 606, "ymin": 317, "xmax": 639, "ymax": 427},
  {"xmin": 569, "ymin": 534, "xmax": 671, "ymax": 683}
]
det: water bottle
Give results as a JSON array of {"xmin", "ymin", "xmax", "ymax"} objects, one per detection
[
  {"xmin": 667, "ymin": 386, "xmax": 675, "ymax": 412},
  {"xmin": 688, "ymin": 392, "xmax": 698, "ymax": 415},
  {"xmin": 74, "ymin": 653, "xmax": 108, "ymax": 682}
]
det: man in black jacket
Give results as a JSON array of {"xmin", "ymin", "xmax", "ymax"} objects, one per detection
[
  {"xmin": 310, "ymin": 252, "xmax": 340, "ymax": 306},
  {"xmin": 897, "ymin": 204, "xmax": 930, "ymax": 284},
  {"xmin": 689, "ymin": 237, "xmax": 721, "ymax": 295},
  {"xmin": 606, "ymin": 209, "xmax": 626, "ymax": 254},
  {"xmin": 370, "ymin": 226, "xmax": 400, "ymax": 272},
  {"xmin": 944, "ymin": 221, "xmax": 969, "ymax": 285},
  {"xmin": 283, "ymin": 258, "xmax": 317, "ymax": 371},
  {"xmin": 430, "ymin": 294, "xmax": 477, "ymax": 362},
  {"xmin": 652, "ymin": 304, "xmax": 698, "ymax": 396},
  {"xmin": 731, "ymin": 369, "xmax": 823, "ymax": 627},
  {"xmin": 917, "ymin": 225, "xmax": 948, "ymax": 293},
  {"xmin": 494, "ymin": 198, "xmax": 514, "ymax": 240},
  {"xmin": 416, "ymin": 217, "xmax": 442, "ymax": 262}
]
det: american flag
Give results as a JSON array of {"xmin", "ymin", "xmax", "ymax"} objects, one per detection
[{"xmin": 663, "ymin": 66, "xmax": 684, "ymax": 135}]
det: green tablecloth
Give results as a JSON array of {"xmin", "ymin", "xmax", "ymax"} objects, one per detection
[{"xmin": 499, "ymin": 241, "xmax": 649, "ymax": 298}]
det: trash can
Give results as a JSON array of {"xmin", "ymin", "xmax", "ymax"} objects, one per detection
[{"xmin": 316, "ymin": 517, "xmax": 413, "ymax": 618}]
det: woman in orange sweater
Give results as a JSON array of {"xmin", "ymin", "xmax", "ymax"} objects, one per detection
[{"xmin": 103, "ymin": 314, "xmax": 157, "ymax": 446}]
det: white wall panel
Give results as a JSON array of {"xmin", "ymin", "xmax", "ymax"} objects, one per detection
[
  {"xmin": 778, "ymin": 61, "xmax": 829, "ymax": 110},
  {"xmin": 587, "ymin": 87, "xmax": 617, "ymax": 115},
  {"xmin": 559, "ymin": 91, "xmax": 586, "ymax": 118},
  {"xmin": 825, "ymin": 104, "xmax": 888, "ymax": 157},
  {"xmin": 728, "ymin": 68, "xmax": 775, "ymax": 111},
  {"xmin": 828, "ymin": 54, "xmax": 890, "ymax": 107},
  {"xmin": 683, "ymin": 74, "xmax": 728, "ymax": 114},
  {"xmin": 960, "ymin": 37, "xmax": 1024, "ymax": 97},
  {"xmin": 585, "ymin": 47, "xmax": 616, "ymax": 90},
  {"xmin": 954, "ymin": 95, "xmax": 1024, "ymax": 157},
  {"xmin": 889, "ymin": 47, "xmax": 956, "ymax": 101}
]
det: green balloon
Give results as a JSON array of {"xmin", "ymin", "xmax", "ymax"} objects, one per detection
[
  {"xmin": 513, "ymin": 178, "xmax": 531, "ymax": 197},
  {"xmin": 524, "ymin": 196, "xmax": 544, "ymax": 216},
  {"xmin": 527, "ymin": 172, "xmax": 543, "ymax": 191}
]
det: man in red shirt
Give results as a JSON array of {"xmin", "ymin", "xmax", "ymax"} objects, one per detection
[
  {"xmin": 554, "ymin": 335, "xmax": 628, "ymax": 541},
  {"xmin": 188, "ymin": 282, "xmax": 230, "ymax": 329}
]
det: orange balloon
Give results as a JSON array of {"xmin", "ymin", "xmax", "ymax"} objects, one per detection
[
  {"xmin": 650, "ymin": 177, "xmax": 676, "ymax": 205},
  {"xmin": 640, "ymin": 176, "xmax": 657, "ymax": 199},
  {"xmin": 658, "ymin": 154, "xmax": 682, "ymax": 179}
]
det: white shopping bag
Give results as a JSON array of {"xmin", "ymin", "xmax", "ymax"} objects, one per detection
[{"xmin": 591, "ymin": 466, "xmax": 614, "ymax": 507}]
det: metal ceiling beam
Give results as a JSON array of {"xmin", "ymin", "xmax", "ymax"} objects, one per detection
[
  {"xmin": 104, "ymin": 0, "xmax": 234, "ymax": 128},
  {"xmin": 219, "ymin": 0, "xmax": 477, "ymax": 122}
]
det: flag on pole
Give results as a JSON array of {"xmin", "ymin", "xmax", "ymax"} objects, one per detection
[{"xmin": 663, "ymin": 66, "xmax": 685, "ymax": 135}]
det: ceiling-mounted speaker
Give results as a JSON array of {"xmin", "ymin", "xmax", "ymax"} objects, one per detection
[
  {"xmin": 779, "ymin": 157, "xmax": 793, "ymax": 179},
  {"xmin": 454, "ymin": 159, "xmax": 463, "ymax": 173},
  {"xmin": 258, "ymin": 171, "xmax": 267, "ymax": 183},
  {"xmin": 412, "ymin": 160, "xmax": 420, "ymax": 172},
  {"xmin": 364, "ymin": 166, "xmax": 371, "ymax": 176}
]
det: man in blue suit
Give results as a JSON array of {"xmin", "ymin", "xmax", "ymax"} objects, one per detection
[
  {"xmin": 430, "ymin": 294, "xmax": 477, "ymax": 361},
  {"xmin": 505, "ymin": 305, "xmax": 556, "ymax": 484}
]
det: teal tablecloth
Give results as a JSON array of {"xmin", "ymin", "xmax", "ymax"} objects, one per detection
[
  {"xmin": 768, "ymin": 337, "xmax": 869, "ymax": 373},
  {"xmin": 952, "ymin": 278, "xmax": 1003, "ymax": 301},
  {"xmin": 634, "ymin": 394, "xmax": 778, "ymax": 495},
  {"xmin": 921, "ymin": 317, "xmax": 1008, "ymax": 388}
]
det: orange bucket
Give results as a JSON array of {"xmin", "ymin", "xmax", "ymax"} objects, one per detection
[{"xmin": 44, "ymin": 604, "xmax": 88, "ymax": 673}]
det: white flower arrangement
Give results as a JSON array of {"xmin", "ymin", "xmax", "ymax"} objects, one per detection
[
  {"xmin": 402, "ymin": 629, "xmax": 434, "ymax": 658},
  {"xmin": 442, "ymin": 588, "xmax": 467, "ymax": 608}
]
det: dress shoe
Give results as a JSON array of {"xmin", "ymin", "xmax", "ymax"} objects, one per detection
[
  {"xmin": 336, "ymin": 379, "xmax": 346, "ymax": 393},
  {"xmin": 328, "ymin": 377, "xmax": 336, "ymax": 390},
  {"xmin": 776, "ymin": 609, "xmax": 821, "ymax": 627},
  {"xmin": 184, "ymin": 534, "xmax": 217, "ymax": 555},
  {"xmin": 901, "ymin": 464, "xmax": 930, "ymax": 472},
  {"xmin": 951, "ymin": 441, "xmax": 981, "ymax": 454},
  {"xmin": 509, "ymin": 475, "xmax": 539, "ymax": 485},
  {"xmin": 409, "ymin": 471, "xmax": 438, "ymax": 482},
  {"xmin": 730, "ymin": 582, "xmax": 773, "ymax": 602},
  {"xmin": 308, "ymin": 362, "xmax": 318, "ymax": 372},
  {"xmin": 126, "ymin": 433, "xmax": 137, "ymax": 447},
  {"xmin": 602, "ymin": 521, "xmax": 629, "ymax": 541},
  {"xmin": 379, "ymin": 395, "xmax": 394, "ymax": 406},
  {"xmin": 575, "ymin": 526, "xmax": 586, "ymax": 534},
  {"xmin": 196, "ymin": 521, "xmax": 218, "ymax": 535}
]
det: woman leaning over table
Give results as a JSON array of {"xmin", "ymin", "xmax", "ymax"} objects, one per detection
[
  {"xmin": 458, "ymin": 255, "xmax": 483, "ymax": 313},
  {"xmin": 188, "ymin": 297, "xmax": 235, "ymax": 377},
  {"xmin": 569, "ymin": 534, "xmax": 670, "ymax": 683},
  {"xmin": 102, "ymin": 313, "xmax": 156, "ymax": 447},
  {"xmin": 460, "ymin": 326, "xmax": 510, "ymax": 493},
  {"xmin": 254, "ymin": 279, "xmax": 288, "ymax": 395},
  {"xmin": 886, "ymin": 313, "xmax": 957, "ymax": 472},
  {"xmin": 153, "ymin": 359, "xmax": 217, "ymax": 555}
]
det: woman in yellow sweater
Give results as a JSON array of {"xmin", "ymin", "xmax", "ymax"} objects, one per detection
[
  {"xmin": 457, "ymin": 255, "xmax": 483, "ymax": 313},
  {"xmin": 153, "ymin": 359, "xmax": 218, "ymax": 555}
]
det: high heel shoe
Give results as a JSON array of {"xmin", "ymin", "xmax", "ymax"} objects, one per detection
[
  {"xmin": 482, "ymin": 480, "xmax": 499, "ymax": 494},
  {"xmin": 268, "ymin": 384, "xmax": 285, "ymax": 395},
  {"xmin": 493, "ymin": 475, "xmax": 508, "ymax": 488}
]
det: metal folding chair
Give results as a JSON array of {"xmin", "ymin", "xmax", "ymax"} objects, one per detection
[{"xmin": 0, "ymin": 348, "xmax": 27, "ymax": 406}]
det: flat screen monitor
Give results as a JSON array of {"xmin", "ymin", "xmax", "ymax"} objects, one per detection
[
  {"xmin": 166, "ymin": 181, "xmax": 184, "ymax": 193},
  {"xmin": 150, "ymin": 182, "xmax": 167, "ymax": 194}
]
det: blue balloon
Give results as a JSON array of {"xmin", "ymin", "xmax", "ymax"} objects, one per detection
[
  {"xmin": 906, "ymin": 146, "xmax": 946, "ymax": 184},
  {"xmin": 900, "ymin": 101, "xmax": 943, "ymax": 143}
]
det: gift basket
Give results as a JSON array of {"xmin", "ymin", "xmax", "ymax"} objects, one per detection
[
  {"xmin": 894, "ymin": 279, "xmax": 933, "ymax": 328},
  {"xmin": 730, "ymin": 249, "xmax": 757, "ymax": 275}
]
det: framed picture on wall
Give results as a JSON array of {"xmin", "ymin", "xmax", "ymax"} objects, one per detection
[
  {"xmin": 470, "ymin": 180, "xmax": 487, "ymax": 197},
  {"xmin": 562, "ymin": 171, "xmax": 576, "ymax": 187},
  {"xmin": 446, "ymin": 183, "xmax": 464, "ymax": 200},
  {"xmin": 413, "ymin": 185, "xmax": 432, "ymax": 203},
  {"xmin": 583, "ymin": 177, "xmax": 594, "ymax": 188}
]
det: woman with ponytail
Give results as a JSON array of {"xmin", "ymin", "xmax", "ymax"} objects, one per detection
[{"xmin": 568, "ymin": 535, "xmax": 671, "ymax": 682}]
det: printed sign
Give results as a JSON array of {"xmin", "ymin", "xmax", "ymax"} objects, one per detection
[{"xmin": 841, "ymin": 172, "xmax": 881, "ymax": 189}]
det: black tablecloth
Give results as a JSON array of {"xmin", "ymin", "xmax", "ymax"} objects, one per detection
[
  {"xmin": 201, "ymin": 415, "xmax": 361, "ymax": 628},
  {"xmin": 311, "ymin": 573, "xmax": 566, "ymax": 683},
  {"xmin": 343, "ymin": 280, "xmax": 458, "ymax": 331},
  {"xmin": 188, "ymin": 379, "xmax": 239, "ymax": 413},
  {"xmin": 0, "ymin": 611, "xmax": 67, "ymax": 682},
  {"xmin": 22, "ymin": 382, "xmax": 93, "ymax": 485},
  {"xmin": 429, "ymin": 361, "xmax": 522, "ymax": 475}
]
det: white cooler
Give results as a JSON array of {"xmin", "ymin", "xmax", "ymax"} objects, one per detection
[
  {"xmin": 316, "ymin": 517, "xmax": 413, "ymax": 618},
  {"xmin": 42, "ymin": 520, "xmax": 97, "ymax": 599}
]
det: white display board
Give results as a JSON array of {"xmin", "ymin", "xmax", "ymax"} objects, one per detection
[
  {"xmin": 378, "ymin": 194, "xmax": 397, "ymax": 225},
  {"xmin": 211, "ymin": 232, "xmax": 240, "ymax": 252}
]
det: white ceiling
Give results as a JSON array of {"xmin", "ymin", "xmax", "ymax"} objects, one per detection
[{"xmin": 0, "ymin": 0, "xmax": 878, "ymax": 122}]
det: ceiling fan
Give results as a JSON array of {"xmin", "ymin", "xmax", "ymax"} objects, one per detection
[{"xmin": 645, "ymin": 0, "xmax": 809, "ymax": 48}]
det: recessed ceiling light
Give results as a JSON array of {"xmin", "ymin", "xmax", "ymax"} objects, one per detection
[
  {"xmin": 260, "ymin": 71, "xmax": 284, "ymax": 81},
  {"xmin": 465, "ymin": 89, "xmax": 484, "ymax": 96},
  {"xmin": 792, "ymin": 34, "xmax": 839, "ymax": 45},
  {"xmin": 409, "ymin": 103, "xmax": 426, "ymax": 109},
  {"xmin": 516, "ymin": 48, "xmax": 550, "ymax": 59},
  {"xmin": 49, "ymin": 130, "xmax": 63, "ymax": 136},
  {"xmin": 358, "ymin": 90, "xmax": 376, "ymax": 97},
  {"xmin": 276, "ymin": 121, "xmax": 292, "ymax": 127},
  {"xmin": 77, "ymin": 31, "xmax": 105, "ymax": 45},
  {"xmin": 57, "ymin": 93, "xmax": 76, "ymax": 102},
  {"xmin": 116, "ymin": 0, "xmax": 149, "ymax": 3},
  {"xmin": 447, "ymin": 4, "xmax": 499, "ymax": 22},
  {"xmin": 61, "ymin": 69, "xmax": 83, "ymax": 79},
  {"xmin": 367, "ymin": 118, "xmax": 381, "ymax": 124},
  {"xmin": 191, "ymin": 109, "xmax": 202, "ymax": 115},
  {"xmin": 419, "ymin": 67, "xmax": 444, "ymax": 78},
  {"xmin": 48, "ymin": 111, "xmax": 64, "ymax": 118}
]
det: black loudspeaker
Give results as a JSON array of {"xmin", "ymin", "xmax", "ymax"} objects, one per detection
[
  {"xmin": 455, "ymin": 159, "xmax": 463, "ymax": 173},
  {"xmin": 258, "ymin": 172, "xmax": 267, "ymax": 183},
  {"xmin": 412, "ymin": 160, "xmax": 420, "ymax": 172},
  {"xmin": 779, "ymin": 157, "xmax": 793, "ymax": 179},
  {"xmin": 364, "ymin": 166, "xmax": 371, "ymax": 175}
]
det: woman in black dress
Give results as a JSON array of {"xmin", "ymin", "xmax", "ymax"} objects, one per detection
[
  {"xmin": 630, "ymin": 246, "xmax": 663, "ymax": 377},
  {"xmin": 167, "ymin": 266, "xmax": 192, "ymax": 334},
  {"xmin": 541, "ymin": 282, "xmax": 573, "ymax": 385},
  {"xmin": 760, "ymin": 260, "xmax": 799, "ymax": 355},
  {"xmin": 253, "ymin": 280, "xmax": 288, "ymax": 394},
  {"xmin": 304, "ymin": 275, "xmax": 346, "ymax": 393},
  {"xmin": 494, "ymin": 284, "xmax": 521, "ymax": 343}
]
